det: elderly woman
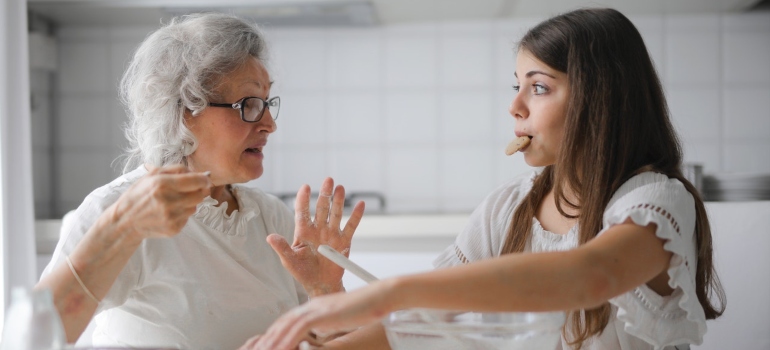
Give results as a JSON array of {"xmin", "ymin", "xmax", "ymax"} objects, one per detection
[{"xmin": 36, "ymin": 13, "xmax": 364, "ymax": 349}]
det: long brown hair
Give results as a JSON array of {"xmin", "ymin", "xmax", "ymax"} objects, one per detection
[{"xmin": 500, "ymin": 8, "xmax": 725, "ymax": 348}]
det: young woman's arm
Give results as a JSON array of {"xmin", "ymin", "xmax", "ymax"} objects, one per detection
[
  {"xmin": 321, "ymin": 324, "xmax": 390, "ymax": 350},
  {"xmin": 396, "ymin": 220, "xmax": 671, "ymax": 312},
  {"xmin": 35, "ymin": 166, "xmax": 211, "ymax": 342},
  {"xmin": 250, "ymin": 220, "xmax": 672, "ymax": 350}
]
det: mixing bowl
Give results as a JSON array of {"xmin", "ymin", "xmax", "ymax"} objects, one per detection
[{"xmin": 382, "ymin": 309, "xmax": 565, "ymax": 350}]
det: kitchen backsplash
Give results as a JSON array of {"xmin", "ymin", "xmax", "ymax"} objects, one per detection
[{"xmin": 30, "ymin": 11, "xmax": 770, "ymax": 218}]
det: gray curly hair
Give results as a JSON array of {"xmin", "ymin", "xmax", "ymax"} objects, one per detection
[{"xmin": 119, "ymin": 12, "xmax": 268, "ymax": 173}]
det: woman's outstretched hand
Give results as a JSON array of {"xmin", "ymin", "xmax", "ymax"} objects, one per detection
[
  {"xmin": 246, "ymin": 282, "xmax": 395, "ymax": 350},
  {"xmin": 267, "ymin": 177, "xmax": 365, "ymax": 297}
]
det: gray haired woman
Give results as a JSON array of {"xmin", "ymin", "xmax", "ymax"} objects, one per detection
[{"xmin": 36, "ymin": 13, "xmax": 364, "ymax": 349}]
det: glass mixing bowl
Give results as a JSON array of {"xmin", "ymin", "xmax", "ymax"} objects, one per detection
[{"xmin": 382, "ymin": 309, "xmax": 565, "ymax": 350}]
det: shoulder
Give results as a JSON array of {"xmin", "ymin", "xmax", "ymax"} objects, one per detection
[
  {"xmin": 604, "ymin": 171, "xmax": 697, "ymax": 241},
  {"xmin": 434, "ymin": 169, "xmax": 540, "ymax": 267},
  {"xmin": 42, "ymin": 166, "xmax": 148, "ymax": 277},
  {"xmin": 480, "ymin": 168, "xmax": 540, "ymax": 216},
  {"xmin": 465, "ymin": 169, "xmax": 539, "ymax": 249},
  {"xmin": 73, "ymin": 166, "xmax": 148, "ymax": 220},
  {"xmin": 607, "ymin": 172, "xmax": 695, "ymax": 217},
  {"xmin": 83, "ymin": 166, "xmax": 147, "ymax": 207}
]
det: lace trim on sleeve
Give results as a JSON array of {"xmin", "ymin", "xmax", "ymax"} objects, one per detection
[
  {"xmin": 454, "ymin": 245, "xmax": 470, "ymax": 264},
  {"xmin": 606, "ymin": 204, "xmax": 706, "ymax": 347},
  {"xmin": 624, "ymin": 203, "xmax": 681, "ymax": 236}
]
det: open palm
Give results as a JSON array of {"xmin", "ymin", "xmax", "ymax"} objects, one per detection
[{"xmin": 268, "ymin": 177, "xmax": 365, "ymax": 297}]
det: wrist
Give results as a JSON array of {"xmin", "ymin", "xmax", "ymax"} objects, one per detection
[
  {"xmin": 90, "ymin": 203, "xmax": 144, "ymax": 249},
  {"xmin": 307, "ymin": 281, "xmax": 345, "ymax": 298}
]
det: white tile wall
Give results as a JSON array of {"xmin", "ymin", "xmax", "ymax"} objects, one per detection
[
  {"xmin": 722, "ymin": 88, "xmax": 770, "ymax": 140},
  {"xmin": 665, "ymin": 15, "xmax": 720, "ymax": 85},
  {"xmin": 439, "ymin": 146, "xmax": 494, "ymax": 212},
  {"xmin": 37, "ymin": 11, "xmax": 770, "ymax": 217},
  {"xmin": 384, "ymin": 32, "xmax": 438, "ymax": 88},
  {"xmin": 329, "ymin": 146, "xmax": 385, "ymax": 193},
  {"xmin": 274, "ymin": 147, "xmax": 329, "ymax": 194},
  {"xmin": 327, "ymin": 29, "xmax": 382, "ymax": 89},
  {"xmin": 384, "ymin": 92, "xmax": 439, "ymax": 144},
  {"xmin": 439, "ymin": 91, "xmax": 493, "ymax": 144},
  {"xmin": 57, "ymin": 41, "xmax": 110, "ymax": 95},
  {"xmin": 438, "ymin": 22, "xmax": 493, "ymax": 88},
  {"xmin": 328, "ymin": 92, "xmax": 382, "ymax": 145}
]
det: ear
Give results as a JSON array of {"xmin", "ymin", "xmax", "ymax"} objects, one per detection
[{"xmin": 182, "ymin": 106, "xmax": 195, "ymax": 124}]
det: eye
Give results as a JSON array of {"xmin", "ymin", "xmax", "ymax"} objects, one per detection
[{"xmin": 532, "ymin": 84, "xmax": 548, "ymax": 95}]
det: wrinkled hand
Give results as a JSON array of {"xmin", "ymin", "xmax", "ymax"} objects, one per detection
[
  {"xmin": 249, "ymin": 283, "xmax": 393, "ymax": 350},
  {"xmin": 109, "ymin": 164, "xmax": 211, "ymax": 240},
  {"xmin": 268, "ymin": 177, "xmax": 365, "ymax": 297}
]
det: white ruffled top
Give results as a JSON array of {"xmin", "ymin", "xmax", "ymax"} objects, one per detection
[
  {"xmin": 42, "ymin": 166, "xmax": 307, "ymax": 350},
  {"xmin": 434, "ymin": 170, "xmax": 705, "ymax": 350}
]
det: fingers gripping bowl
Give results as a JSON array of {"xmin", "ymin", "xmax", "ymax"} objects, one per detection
[{"xmin": 382, "ymin": 309, "xmax": 565, "ymax": 350}]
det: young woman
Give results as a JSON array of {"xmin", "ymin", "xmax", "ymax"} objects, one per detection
[{"xmin": 246, "ymin": 7, "xmax": 726, "ymax": 350}]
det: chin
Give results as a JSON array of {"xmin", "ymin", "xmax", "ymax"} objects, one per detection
[
  {"xmin": 523, "ymin": 158, "xmax": 551, "ymax": 168},
  {"xmin": 242, "ymin": 168, "xmax": 264, "ymax": 183}
]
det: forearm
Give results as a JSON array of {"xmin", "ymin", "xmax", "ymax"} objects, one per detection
[
  {"xmin": 385, "ymin": 222, "xmax": 672, "ymax": 314},
  {"xmin": 35, "ymin": 204, "xmax": 143, "ymax": 342},
  {"xmin": 388, "ymin": 250, "xmax": 610, "ymax": 313}
]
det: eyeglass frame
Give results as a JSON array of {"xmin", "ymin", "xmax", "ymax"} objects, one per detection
[{"xmin": 208, "ymin": 96, "xmax": 280, "ymax": 123}]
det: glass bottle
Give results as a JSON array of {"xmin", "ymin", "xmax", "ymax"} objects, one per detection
[{"xmin": 0, "ymin": 287, "xmax": 65, "ymax": 350}]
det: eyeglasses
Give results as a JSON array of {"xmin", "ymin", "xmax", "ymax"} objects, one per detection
[{"xmin": 208, "ymin": 96, "xmax": 280, "ymax": 123}]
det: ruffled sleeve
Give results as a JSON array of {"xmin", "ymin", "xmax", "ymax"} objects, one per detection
[
  {"xmin": 601, "ymin": 172, "xmax": 706, "ymax": 346},
  {"xmin": 433, "ymin": 170, "xmax": 539, "ymax": 268}
]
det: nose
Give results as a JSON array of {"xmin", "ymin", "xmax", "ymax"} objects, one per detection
[
  {"xmin": 258, "ymin": 112, "xmax": 277, "ymax": 133},
  {"xmin": 509, "ymin": 90, "xmax": 527, "ymax": 120}
]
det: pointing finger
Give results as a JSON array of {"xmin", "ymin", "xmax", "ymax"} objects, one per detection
[{"xmin": 156, "ymin": 172, "xmax": 212, "ymax": 192}]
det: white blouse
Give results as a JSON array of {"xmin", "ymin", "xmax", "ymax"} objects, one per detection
[
  {"xmin": 42, "ymin": 166, "xmax": 307, "ymax": 350},
  {"xmin": 434, "ymin": 170, "xmax": 704, "ymax": 350}
]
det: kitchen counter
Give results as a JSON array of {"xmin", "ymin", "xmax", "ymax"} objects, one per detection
[{"xmin": 35, "ymin": 213, "xmax": 469, "ymax": 254}]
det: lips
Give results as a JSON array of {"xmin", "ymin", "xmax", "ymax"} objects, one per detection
[
  {"xmin": 244, "ymin": 141, "xmax": 266, "ymax": 154},
  {"xmin": 514, "ymin": 131, "xmax": 532, "ymax": 139}
]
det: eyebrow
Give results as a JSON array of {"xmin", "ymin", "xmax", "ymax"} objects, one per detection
[
  {"xmin": 241, "ymin": 80, "xmax": 274, "ymax": 88},
  {"xmin": 514, "ymin": 70, "xmax": 557, "ymax": 79}
]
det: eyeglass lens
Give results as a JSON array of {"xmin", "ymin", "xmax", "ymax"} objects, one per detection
[{"xmin": 243, "ymin": 97, "xmax": 280, "ymax": 122}]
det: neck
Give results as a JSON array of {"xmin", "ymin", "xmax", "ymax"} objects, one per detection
[
  {"xmin": 209, "ymin": 184, "xmax": 239, "ymax": 215},
  {"xmin": 552, "ymin": 180, "xmax": 580, "ymax": 216}
]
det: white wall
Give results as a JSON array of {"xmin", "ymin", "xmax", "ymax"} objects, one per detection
[{"xmin": 38, "ymin": 11, "xmax": 770, "ymax": 217}]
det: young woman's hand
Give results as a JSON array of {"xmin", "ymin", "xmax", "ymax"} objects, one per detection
[
  {"xmin": 247, "ymin": 281, "xmax": 395, "ymax": 350},
  {"xmin": 239, "ymin": 335, "xmax": 323, "ymax": 350},
  {"xmin": 109, "ymin": 164, "xmax": 211, "ymax": 241},
  {"xmin": 267, "ymin": 177, "xmax": 365, "ymax": 297}
]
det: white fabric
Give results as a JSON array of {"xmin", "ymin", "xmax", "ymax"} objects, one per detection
[
  {"xmin": 41, "ymin": 166, "xmax": 307, "ymax": 350},
  {"xmin": 0, "ymin": 0, "xmax": 37, "ymax": 333},
  {"xmin": 434, "ymin": 170, "xmax": 704, "ymax": 350}
]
